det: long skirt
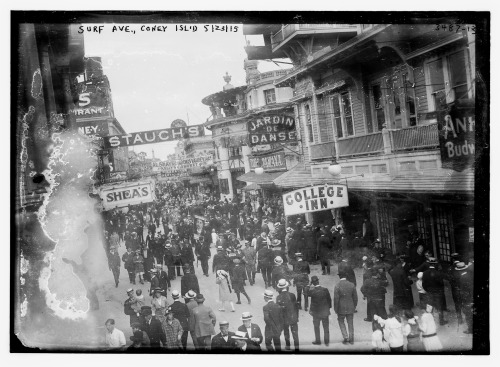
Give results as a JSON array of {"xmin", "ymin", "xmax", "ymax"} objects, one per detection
[{"xmin": 422, "ymin": 335, "xmax": 443, "ymax": 352}]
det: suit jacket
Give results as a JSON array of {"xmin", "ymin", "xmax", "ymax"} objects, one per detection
[
  {"xmin": 181, "ymin": 274, "xmax": 200, "ymax": 296},
  {"xmin": 334, "ymin": 279, "xmax": 358, "ymax": 315},
  {"xmin": 422, "ymin": 266, "xmax": 445, "ymax": 294},
  {"xmin": 390, "ymin": 264, "xmax": 413, "ymax": 298},
  {"xmin": 142, "ymin": 317, "xmax": 166, "ymax": 346},
  {"xmin": 186, "ymin": 299, "xmax": 198, "ymax": 332},
  {"xmin": 237, "ymin": 324, "xmax": 263, "ymax": 351},
  {"xmin": 263, "ymin": 301, "xmax": 284, "ymax": 336},
  {"xmin": 308, "ymin": 285, "xmax": 332, "ymax": 318},
  {"xmin": 211, "ymin": 332, "xmax": 236, "ymax": 350},
  {"xmin": 276, "ymin": 291, "xmax": 299, "ymax": 325},
  {"xmin": 317, "ymin": 235, "xmax": 332, "ymax": 257},
  {"xmin": 170, "ymin": 300, "xmax": 190, "ymax": 330},
  {"xmin": 338, "ymin": 261, "xmax": 357, "ymax": 286},
  {"xmin": 192, "ymin": 304, "xmax": 216, "ymax": 338}
]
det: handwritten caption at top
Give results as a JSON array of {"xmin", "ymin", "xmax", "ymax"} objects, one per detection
[{"xmin": 78, "ymin": 25, "xmax": 239, "ymax": 34}]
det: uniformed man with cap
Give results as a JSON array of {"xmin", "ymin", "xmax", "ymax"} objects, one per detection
[
  {"xmin": 211, "ymin": 320, "xmax": 237, "ymax": 350},
  {"xmin": 237, "ymin": 312, "xmax": 263, "ymax": 351},
  {"xmin": 292, "ymin": 253, "xmax": 310, "ymax": 311}
]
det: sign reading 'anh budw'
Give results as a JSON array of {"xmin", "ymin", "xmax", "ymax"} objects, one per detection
[
  {"xmin": 249, "ymin": 151, "xmax": 286, "ymax": 171},
  {"xmin": 437, "ymin": 100, "xmax": 475, "ymax": 172},
  {"xmin": 103, "ymin": 125, "xmax": 205, "ymax": 148},
  {"xmin": 248, "ymin": 114, "xmax": 297, "ymax": 146},
  {"xmin": 283, "ymin": 184, "xmax": 349, "ymax": 216},
  {"xmin": 99, "ymin": 180, "xmax": 155, "ymax": 210}
]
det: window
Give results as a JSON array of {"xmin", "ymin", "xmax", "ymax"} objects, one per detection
[
  {"xmin": 228, "ymin": 146, "xmax": 242, "ymax": 158},
  {"xmin": 264, "ymin": 88, "xmax": 276, "ymax": 105},
  {"xmin": 247, "ymin": 95, "xmax": 252, "ymax": 109},
  {"xmin": 305, "ymin": 104, "xmax": 313, "ymax": 143},
  {"xmin": 219, "ymin": 178, "xmax": 230, "ymax": 195},
  {"xmin": 387, "ymin": 76, "xmax": 402, "ymax": 129},
  {"xmin": 371, "ymin": 84, "xmax": 386, "ymax": 131},
  {"xmin": 403, "ymin": 73, "xmax": 418, "ymax": 126},
  {"xmin": 426, "ymin": 49, "xmax": 471, "ymax": 111},
  {"xmin": 330, "ymin": 91, "xmax": 354, "ymax": 138}
]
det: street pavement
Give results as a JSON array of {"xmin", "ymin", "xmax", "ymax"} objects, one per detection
[{"xmin": 92, "ymin": 226, "xmax": 473, "ymax": 352}]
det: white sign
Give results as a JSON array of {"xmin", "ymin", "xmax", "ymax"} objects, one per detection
[
  {"xmin": 469, "ymin": 227, "xmax": 474, "ymax": 242},
  {"xmin": 99, "ymin": 180, "xmax": 155, "ymax": 210},
  {"xmin": 283, "ymin": 184, "xmax": 349, "ymax": 216}
]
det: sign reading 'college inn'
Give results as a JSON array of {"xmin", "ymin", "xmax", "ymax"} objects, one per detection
[
  {"xmin": 283, "ymin": 184, "xmax": 349, "ymax": 216},
  {"xmin": 247, "ymin": 114, "xmax": 297, "ymax": 146}
]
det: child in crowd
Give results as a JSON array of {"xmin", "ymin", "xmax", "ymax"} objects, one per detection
[
  {"xmin": 382, "ymin": 305, "xmax": 405, "ymax": 352},
  {"xmin": 135, "ymin": 289, "xmax": 146, "ymax": 310},
  {"xmin": 403, "ymin": 310, "xmax": 424, "ymax": 352},
  {"xmin": 418, "ymin": 304, "xmax": 443, "ymax": 352},
  {"xmin": 371, "ymin": 317, "xmax": 391, "ymax": 352}
]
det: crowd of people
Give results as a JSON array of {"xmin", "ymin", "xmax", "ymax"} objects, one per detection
[{"xmin": 101, "ymin": 182, "xmax": 475, "ymax": 352}]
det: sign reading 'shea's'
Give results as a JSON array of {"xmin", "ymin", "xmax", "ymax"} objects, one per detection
[
  {"xmin": 99, "ymin": 180, "xmax": 155, "ymax": 210},
  {"xmin": 283, "ymin": 184, "xmax": 349, "ymax": 216}
]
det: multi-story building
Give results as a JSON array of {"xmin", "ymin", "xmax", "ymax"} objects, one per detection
[
  {"xmin": 202, "ymin": 60, "xmax": 299, "ymax": 201},
  {"xmin": 244, "ymin": 24, "xmax": 476, "ymax": 260},
  {"xmin": 184, "ymin": 135, "xmax": 217, "ymax": 197}
]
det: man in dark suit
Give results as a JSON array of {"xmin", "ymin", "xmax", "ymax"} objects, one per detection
[
  {"xmin": 360, "ymin": 269, "xmax": 388, "ymax": 321},
  {"xmin": 389, "ymin": 261, "xmax": 414, "ymax": 312},
  {"xmin": 334, "ymin": 271, "xmax": 358, "ymax": 345},
  {"xmin": 170, "ymin": 290, "xmax": 190, "ymax": 351},
  {"xmin": 292, "ymin": 253, "xmax": 310, "ymax": 311},
  {"xmin": 308, "ymin": 276, "xmax": 332, "ymax": 346},
  {"xmin": 156, "ymin": 264, "xmax": 171, "ymax": 294},
  {"xmin": 422, "ymin": 258, "xmax": 448, "ymax": 325},
  {"xmin": 141, "ymin": 308, "xmax": 166, "ymax": 348},
  {"xmin": 263, "ymin": 289, "xmax": 284, "ymax": 351},
  {"xmin": 181, "ymin": 265, "xmax": 200, "ymax": 296},
  {"xmin": 211, "ymin": 320, "xmax": 236, "ymax": 351},
  {"xmin": 237, "ymin": 312, "xmax": 263, "ymax": 351},
  {"xmin": 276, "ymin": 279, "xmax": 299, "ymax": 351},
  {"xmin": 257, "ymin": 243, "xmax": 275, "ymax": 288},
  {"xmin": 317, "ymin": 232, "xmax": 332, "ymax": 275}
]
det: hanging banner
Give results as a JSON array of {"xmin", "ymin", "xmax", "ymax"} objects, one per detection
[
  {"xmin": 437, "ymin": 100, "xmax": 475, "ymax": 172},
  {"xmin": 247, "ymin": 114, "xmax": 297, "ymax": 146},
  {"xmin": 154, "ymin": 154, "xmax": 213, "ymax": 170},
  {"xmin": 249, "ymin": 150, "xmax": 286, "ymax": 171},
  {"xmin": 283, "ymin": 184, "xmax": 349, "ymax": 216},
  {"xmin": 99, "ymin": 179, "xmax": 155, "ymax": 210},
  {"xmin": 103, "ymin": 124, "xmax": 205, "ymax": 148}
]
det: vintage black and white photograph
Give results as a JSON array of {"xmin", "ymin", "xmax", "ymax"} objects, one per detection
[{"xmin": 11, "ymin": 11, "xmax": 489, "ymax": 354}]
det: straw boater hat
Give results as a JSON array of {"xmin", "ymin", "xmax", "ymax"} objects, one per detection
[
  {"xmin": 233, "ymin": 258, "xmax": 241, "ymax": 264},
  {"xmin": 231, "ymin": 331, "xmax": 248, "ymax": 340},
  {"xmin": 274, "ymin": 256, "xmax": 283, "ymax": 265},
  {"xmin": 185, "ymin": 290, "xmax": 197, "ymax": 299},
  {"xmin": 295, "ymin": 252, "xmax": 303, "ymax": 258},
  {"xmin": 153, "ymin": 287, "xmax": 163, "ymax": 293},
  {"xmin": 274, "ymin": 222, "xmax": 281, "ymax": 227},
  {"xmin": 263, "ymin": 290, "xmax": 274, "ymax": 298},
  {"xmin": 286, "ymin": 227, "xmax": 293, "ymax": 233},
  {"xmin": 277, "ymin": 279, "xmax": 290, "ymax": 289},
  {"xmin": 126, "ymin": 288, "xmax": 134, "ymax": 295},
  {"xmin": 271, "ymin": 239, "xmax": 282, "ymax": 247},
  {"xmin": 241, "ymin": 312, "xmax": 253, "ymax": 321},
  {"xmin": 219, "ymin": 320, "xmax": 229, "ymax": 326},
  {"xmin": 171, "ymin": 290, "xmax": 180, "ymax": 299},
  {"xmin": 165, "ymin": 306, "xmax": 173, "ymax": 315},
  {"xmin": 217, "ymin": 246, "xmax": 224, "ymax": 251},
  {"xmin": 427, "ymin": 257, "xmax": 438, "ymax": 264},
  {"xmin": 217, "ymin": 270, "xmax": 229, "ymax": 278},
  {"xmin": 454, "ymin": 262, "xmax": 468, "ymax": 270}
]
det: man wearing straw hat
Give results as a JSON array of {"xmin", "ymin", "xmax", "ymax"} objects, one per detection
[
  {"xmin": 170, "ymin": 290, "xmax": 190, "ymax": 350},
  {"xmin": 184, "ymin": 290, "xmax": 199, "ymax": 349},
  {"xmin": 276, "ymin": 279, "xmax": 299, "ymax": 351},
  {"xmin": 263, "ymin": 289, "xmax": 284, "ymax": 351},
  {"xmin": 237, "ymin": 312, "xmax": 263, "ymax": 351},
  {"xmin": 231, "ymin": 331, "xmax": 252, "ymax": 352},
  {"xmin": 211, "ymin": 320, "xmax": 237, "ymax": 350}
]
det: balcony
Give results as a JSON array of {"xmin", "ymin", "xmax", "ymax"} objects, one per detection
[
  {"xmin": 390, "ymin": 124, "xmax": 439, "ymax": 152},
  {"xmin": 251, "ymin": 70, "xmax": 289, "ymax": 85},
  {"xmin": 338, "ymin": 132, "xmax": 384, "ymax": 157},
  {"xmin": 271, "ymin": 24, "xmax": 359, "ymax": 52}
]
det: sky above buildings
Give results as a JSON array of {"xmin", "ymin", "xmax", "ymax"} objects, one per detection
[{"xmin": 83, "ymin": 23, "xmax": 291, "ymax": 160}]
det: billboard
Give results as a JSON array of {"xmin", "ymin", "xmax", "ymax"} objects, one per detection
[
  {"xmin": 249, "ymin": 150, "xmax": 286, "ymax": 171},
  {"xmin": 103, "ymin": 124, "xmax": 205, "ymax": 148},
  {"xmin": 248, "ymin": 114, "xmax": 297, "ymax": 146},
  {"xmin": 283, "ymin": 184, "xmax": 349, "ymax": 216},
  {"xmin": 70, "ymin": 83, "xmax": 110, "ymax": 120},
  {"xmin": 99, "ymin": 179, "xmax": 155, "ymax": 210}
]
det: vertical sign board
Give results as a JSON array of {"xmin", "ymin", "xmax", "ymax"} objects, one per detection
[
  {"xmin": 283, "ymin": 184, "xmax": 349, "ymax": 216},
  {"xmin": 247, "ymin": 114, "xmax": 297, "ymax": 146},
  {"xmin": 437, "ymin": 100, "xmax": 475, "ymax": 172},
  {"xmin": 99, "ymin": 180, "xmax": 155, "ymax": 210}
]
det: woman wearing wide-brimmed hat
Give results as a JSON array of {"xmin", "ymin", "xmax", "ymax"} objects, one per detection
[
  {"xmin": 216, "ymin": 270, "xmax": 235, "ymax": 312},
  {"xmin": 151, "ymin": 287, "xmax": 169, "ymax": 323}
]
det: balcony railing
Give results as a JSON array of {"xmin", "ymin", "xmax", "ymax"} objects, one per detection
[
  {"xmin": 310, "ymin": 141, "xmax": 336, "ymax": 160},
  {"xmin": 390, "ymin": 124, "xmax": 439, "ymax": 151},
  {"xmin": 271, "ymin": 24, "xmax": 359, "ymax": 50},
  {"xmin": 338, "ymin": 132, "xmax": 384, "ymax": 157},
  {"xmin": 253, "ymin": 69, "xmax": 289, "ymax": 83}
]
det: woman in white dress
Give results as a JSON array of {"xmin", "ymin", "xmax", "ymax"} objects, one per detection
[
  {"xmin": 382, "ymin": 305, "xmax": 405, "ymax": 352},
  {"xmin": 418, "ymin": 304, "xmax": 443, "ymax": 351},
  {"xmin": 216, "ymin": 270, "xmax": 235, "ymax": 312}
]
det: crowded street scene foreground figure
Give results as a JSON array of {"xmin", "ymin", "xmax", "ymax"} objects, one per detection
[{"xmin": 101, "ymin": 181, "xmax": 474, "ymax": 352}]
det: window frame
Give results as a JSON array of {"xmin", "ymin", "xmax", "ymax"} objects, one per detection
[
  {"xmin": 304, "ymin": 103, "xmax": 314, "ymax": 143},
  {"xmin": 424, "ymin": 48, "xmax": 472, "ymax": 112},
  {"xmin": 263, "ymin": 88, "xmax": 276, "ymax": 105},
  {"xmin": 329, "ymin": 90, "xmax": 355, "ymax": 138},
  {"xmin": 369, "ymin": 81, "xmax": 387, "ymax": 132}
]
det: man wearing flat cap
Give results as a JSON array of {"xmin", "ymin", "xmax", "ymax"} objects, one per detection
[
  {"xmin": 181, "ymin": 264, "xmax": 200, "ymax": 297},
  {"xmin": 237, "ymin": 312, "xmax": 263, "ymax": 351},
  {"xmin": 276, "ymin": 279, "xmax": 299, "ymax": 351},
  {"xmin": 162, "ymin": 306, "xmax": 184, "ymax": 350},
  {"xmin": 192, "ymin": 293, "xmax": 217, "ymax": 350},
  {"xmin": 211, "ymin": 320, "xmax": 237, "ymax": 350},
  {"xmin": 263, "ymin": 289, "xmax": 284, "ymax": 351}
]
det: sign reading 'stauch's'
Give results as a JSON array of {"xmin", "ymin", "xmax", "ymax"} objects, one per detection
[{"xmin": 248, "ymin": 114, "xmax": 297, "ymax": 146}]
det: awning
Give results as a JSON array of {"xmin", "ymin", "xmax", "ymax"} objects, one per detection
[
  {"xmin": 236, "ymin": 171, "xmax": 285, "ymax": 185},
  {"xmin": 189, "ymin": 176, "xmax": 212, "ymax": 184},
  {"xmin": 273, "ymin": 163, "xmax": 326, "ymax": 188},
  {"xmin": 242, "ymin": 183, "xmax": 261, "ymax": 191}
]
